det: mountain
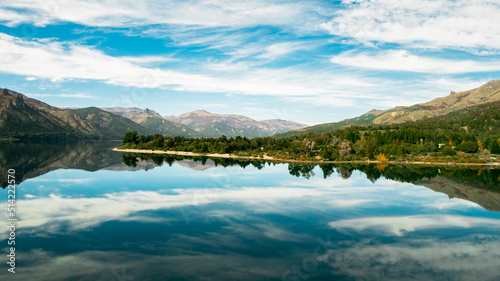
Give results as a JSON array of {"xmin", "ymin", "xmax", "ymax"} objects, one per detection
[
  {"xmin": 164, "ymin": 110, "xmax": 308, "ymax": 137},
  {"xmin": 194, "ymin": 121, "xmax": 267, "ymax": 138},
  {"xmin": 0, "ymin": 88, "xmax": 83, "ymax": 139},
  {"xmin": 101, "ymin": 107, "xmax": 202, "ymax": 137},
  {"xmin": 68, "ymin": 107, "xmax": 154, "ymax": 138},
  {"xmin": 0, "ymin": 87, "xmax": 306, "ymax": 140},
  {"xmin": 372, "ymin": 80, "xmax": 500, "ymax": 125},
  {"xmin": 276, "ymin": 80, "xmax": 500, "ymax": 138},
  {"xmin": 140, "ymin": 116, "xmax": 202, "ymax": 137},
  {"xmin": 0, "ymin": 88, "xmax": 153, "ymax": 140},
  {"xmin": 260, "ymin": 119, "xmax": 312, "ymax": 133},
  {"xmin": 101, "ymin": 107, "xmax": 163, "ymax": 123}
]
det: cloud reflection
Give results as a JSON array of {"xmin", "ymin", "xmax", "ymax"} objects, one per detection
[{"xmin": 329, "ymin": 215, "xmax": 500, "ymax": 236}]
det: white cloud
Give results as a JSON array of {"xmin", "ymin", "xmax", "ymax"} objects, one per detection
[
  {"xmin": 329, "ymin": 215, "xmax": 500, "ymax": 236},
  {"xmin": 28, "ymin": 178, "xmax": 94, "ymax": 183},
  {"xmin": 9, "ymin": 187, "xmax": 330, "ymax": 233},
  {"xmin": 257, "ymin": 42, "xmax": 313, "ymax": 59},
  {"xmin": 0, "ymin": 0, "xmax": 325, "ymax": 29},
  {"xmin": 322, "ymin": 0, "xmax": 500, "ymax": 51},
  {"xmin": 330, "ymin": 50, "xmax": 500, "ymax": 73},
  {"xmin": 0, "ymin": 32, "xmax": 383, "ymax": 107},
  {"xmin": 119, "ymin": 55, "xmax": 177, "ymax": 65},
  {"xmin": 321, "ymin": 238, "xmax": 500, "ymax": 281},
  {"xmin": 26, "ymin": 93, "xmax": 96, "ymax": 99}
]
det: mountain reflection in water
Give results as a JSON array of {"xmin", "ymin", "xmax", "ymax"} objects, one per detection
[
  {"xmin": 1, "ymin": 141, "xmax": 499, "ymax": 211},
  {"xmin": 1, "ymin": 141, "xmax": 500, "ymax": 281}
]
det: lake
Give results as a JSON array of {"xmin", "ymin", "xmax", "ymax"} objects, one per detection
[{"xmin": 1, "ymin": 141, "xmax": 500, "ymax": 281}]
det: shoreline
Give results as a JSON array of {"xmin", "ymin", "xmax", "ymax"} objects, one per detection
[{"xmin": 113, "ymin": 148, "xmax": 500, "ymax": 167}]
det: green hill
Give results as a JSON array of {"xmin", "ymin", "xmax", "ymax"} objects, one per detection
[
  {"xmin": 196, "ymin": 122, "xmax": 273, "ymax": 138},
  {"xmin": 276, "ymin": 80, "xmax": 500, "ymax": 138},
  {"xmin": 141, "ymin": 116, "xmax": 202, "ymax": 137},
  {"xmin": 124, "ymin": 99, "xmax": 500, "ymax": 164},
  {"xmin": 70, "ymin": 107, "xmax": 155, "ymax": 139},
  {"xmin": 274, "ymin": 112, "xmax": 380, "ymax": 138},
  {"xmin": 0, "ymin": 88, "xmax": 154, "ymax": 140},
  {"xmin": 0, "ymin": 89, "xmax": 83, "ymax": 139}
]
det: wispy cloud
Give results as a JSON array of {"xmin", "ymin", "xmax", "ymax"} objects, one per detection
[
  {"xmin": 322, "ymin": 0, "xmax": 500, "ymax": 51},
  {"xmin": 0, "ymin": 0, "xmax": 327, "ymax": 30},
  {"xmin": 329, "ymin": 215, "xmax": 500, "ymax": 236},
  {"xmin": 330, "ymin": 50, "xmax": 500, "ymax": 73},
  {"xmin": 257, "ymin": 41, "xmax": 316, "ymax": 60},
  {"xmin": 0, "ymin": 1, "xmax": 496, "ymax": 124},
  {"xmin": 0, "ymin": 32, "xmax": 381, "ymax": 105},
  {"xmin": 27, "ymin": 93, "xmax": 96, "ymax": 99},
  {"xmin": 28, "ymin": 178, "xmax": 94, "ymax": 183}
]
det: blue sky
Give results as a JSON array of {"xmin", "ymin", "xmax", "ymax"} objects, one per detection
[{"xmin": 0, "ymin": 0, "xmax": 499, "ymax": 125}]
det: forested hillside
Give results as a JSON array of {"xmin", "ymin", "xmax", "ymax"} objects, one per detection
[
  {"xmin": 276, "ymin": 80, "xmax": 500, "ymax": 138},
  {"xmin": 121, "ymin": 101, "xmax": 500, "ymax": 163}
]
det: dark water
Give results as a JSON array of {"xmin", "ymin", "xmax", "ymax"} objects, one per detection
[{"xmin": 1, "ymin": 141, "xmax": 500, "ymax": 281}]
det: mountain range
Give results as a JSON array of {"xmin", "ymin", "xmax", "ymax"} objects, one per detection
[
  {"xmin": 0, "ymin": 88, "xmax": 307, "ymax": 139},
  {"xmin": 2, "ymin": 80, "xmax": 499, "ymax": 140},
  {"xmin": 275, "ymin": 80, "xmax": 500, "ymax": 138},
  {"xmin": 102, "ymin": 108, "xmax": 308, "ymax": 138}
]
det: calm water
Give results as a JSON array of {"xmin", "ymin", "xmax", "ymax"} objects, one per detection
[{"xmin": 1, "ymin": 141, "xmax": 500, "ymax": 281}]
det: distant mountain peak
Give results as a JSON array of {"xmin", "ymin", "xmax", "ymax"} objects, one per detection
[
  {"xmin": 164, "ymin": 110, "xmax": 308, "ymax": 137},
  {"xmin": 101, "ymin": 107, "xmax": 162, "ymax": 124},
  {"xmin": 362, "ymin": 109, "xmax": 386, "ymax": 116},
  {"xmin": 181, "ymin": 110, "xmax": 216, "ymax": 117}
]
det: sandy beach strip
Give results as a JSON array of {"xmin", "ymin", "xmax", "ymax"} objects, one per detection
[{"xmin": 113, "ymin": 148, "xmax": 500, "ymax": 166}]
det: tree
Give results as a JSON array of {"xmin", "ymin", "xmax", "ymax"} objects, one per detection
[
  {"xmin": 456, "ymin": 141, "xmax": 478, "ymax": 153},
  {"xmin": 490, "ymin": 140, "xmax": 500, "ymax": 154},
  {"xmin": 442, "ymin": 146, "xmax": 456, "ymax": 156},
  {"xmin": 123, "ymin": 131, "xmax": 138, "ymax": 145},
  {"xmin": 376, "ymin": 153, "xmax": 389, "ymax": 162}
]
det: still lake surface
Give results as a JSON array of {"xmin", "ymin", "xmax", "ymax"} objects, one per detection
[{"xmin": 1, "ymin": 141, "xmax": 500, "ymax": 281}]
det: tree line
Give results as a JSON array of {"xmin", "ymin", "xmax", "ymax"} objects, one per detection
[
  {"xmin": 121, "ymin": 126, "xmax": 499, "ymax": 162},
  {"xmin": 121, "ymin": 102, "xmax": 500, "ymax": 162}
]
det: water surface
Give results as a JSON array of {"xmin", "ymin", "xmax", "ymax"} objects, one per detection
[{"xmin": 1, "ymin": 141, "xmax": 500, "ymax": 281}]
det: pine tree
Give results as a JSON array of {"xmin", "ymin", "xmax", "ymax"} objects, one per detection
[{"xmin": 490, "ymin": 140, "xmax": 500, "ymax": 154}]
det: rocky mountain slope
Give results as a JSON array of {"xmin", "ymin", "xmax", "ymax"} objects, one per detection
[
  {"xmin": 0, "ymin": 88, "xmax": 78, "ymax": 139},
  {"xmin": 373, "ymin": 80, "xmax": 500, "ymax": 125},
  {"xmin": 164, "ymin": 110, "xmax": 308, "ymax": 137},
  {"xmin": 101, "ymin": 107, "xmax": 204, "ymax": 137},
  {"xmin": 0, "ymin": 88, "xmax": 153, "ymax": 140},
  {"xmin": 140, "ymin": 116, "xmax": 202, "ymax": 137},
  {"xmin": 101, "ymin": 107, "xmax": 163, "ymax": 123},
  {"xmin": 104, "ymin": 107, "xmax": 308, "ymax": 138},
  {"xmin": 276, "ymin": 80, "xmax": 500, "ymax": 138}
]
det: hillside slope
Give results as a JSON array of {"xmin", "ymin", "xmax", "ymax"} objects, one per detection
[
  {"xmin": 141, "ymin": 117, "xmax": 202, "ymax": 137},
  {"xmin": 0, "ymin": 88, "xmax": 153, "ymax": 140},
  {"xmin": 276, "ymin": 80, "xmax": 500, "ymax": 138},
  {"xmin": 0, "ymin": 89, "xmax": 82, "ymax": 139},
  {"xmin": 164, "ymin": 110, "xmax": 308, "ymax": 137},
  {"xmin": 373, "ymin": 80, "xmax": 500, "ymax": 124},
  {"xmin": 102, "ymin": 107, "xmax": 163, "ymax": 123}
]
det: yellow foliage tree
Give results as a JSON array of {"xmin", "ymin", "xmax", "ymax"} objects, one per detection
[
  {"xmin": 478, "ymin": 140, "xmax": 483, "ymax": 150},
  {"xmin": 377, "ymin": 153, "xmax": 389, "ymax": 162}
]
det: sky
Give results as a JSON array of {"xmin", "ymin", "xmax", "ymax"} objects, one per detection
[{"xmin": 0, "ymin": 0, "xmax": 499, "ymax": 125}]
